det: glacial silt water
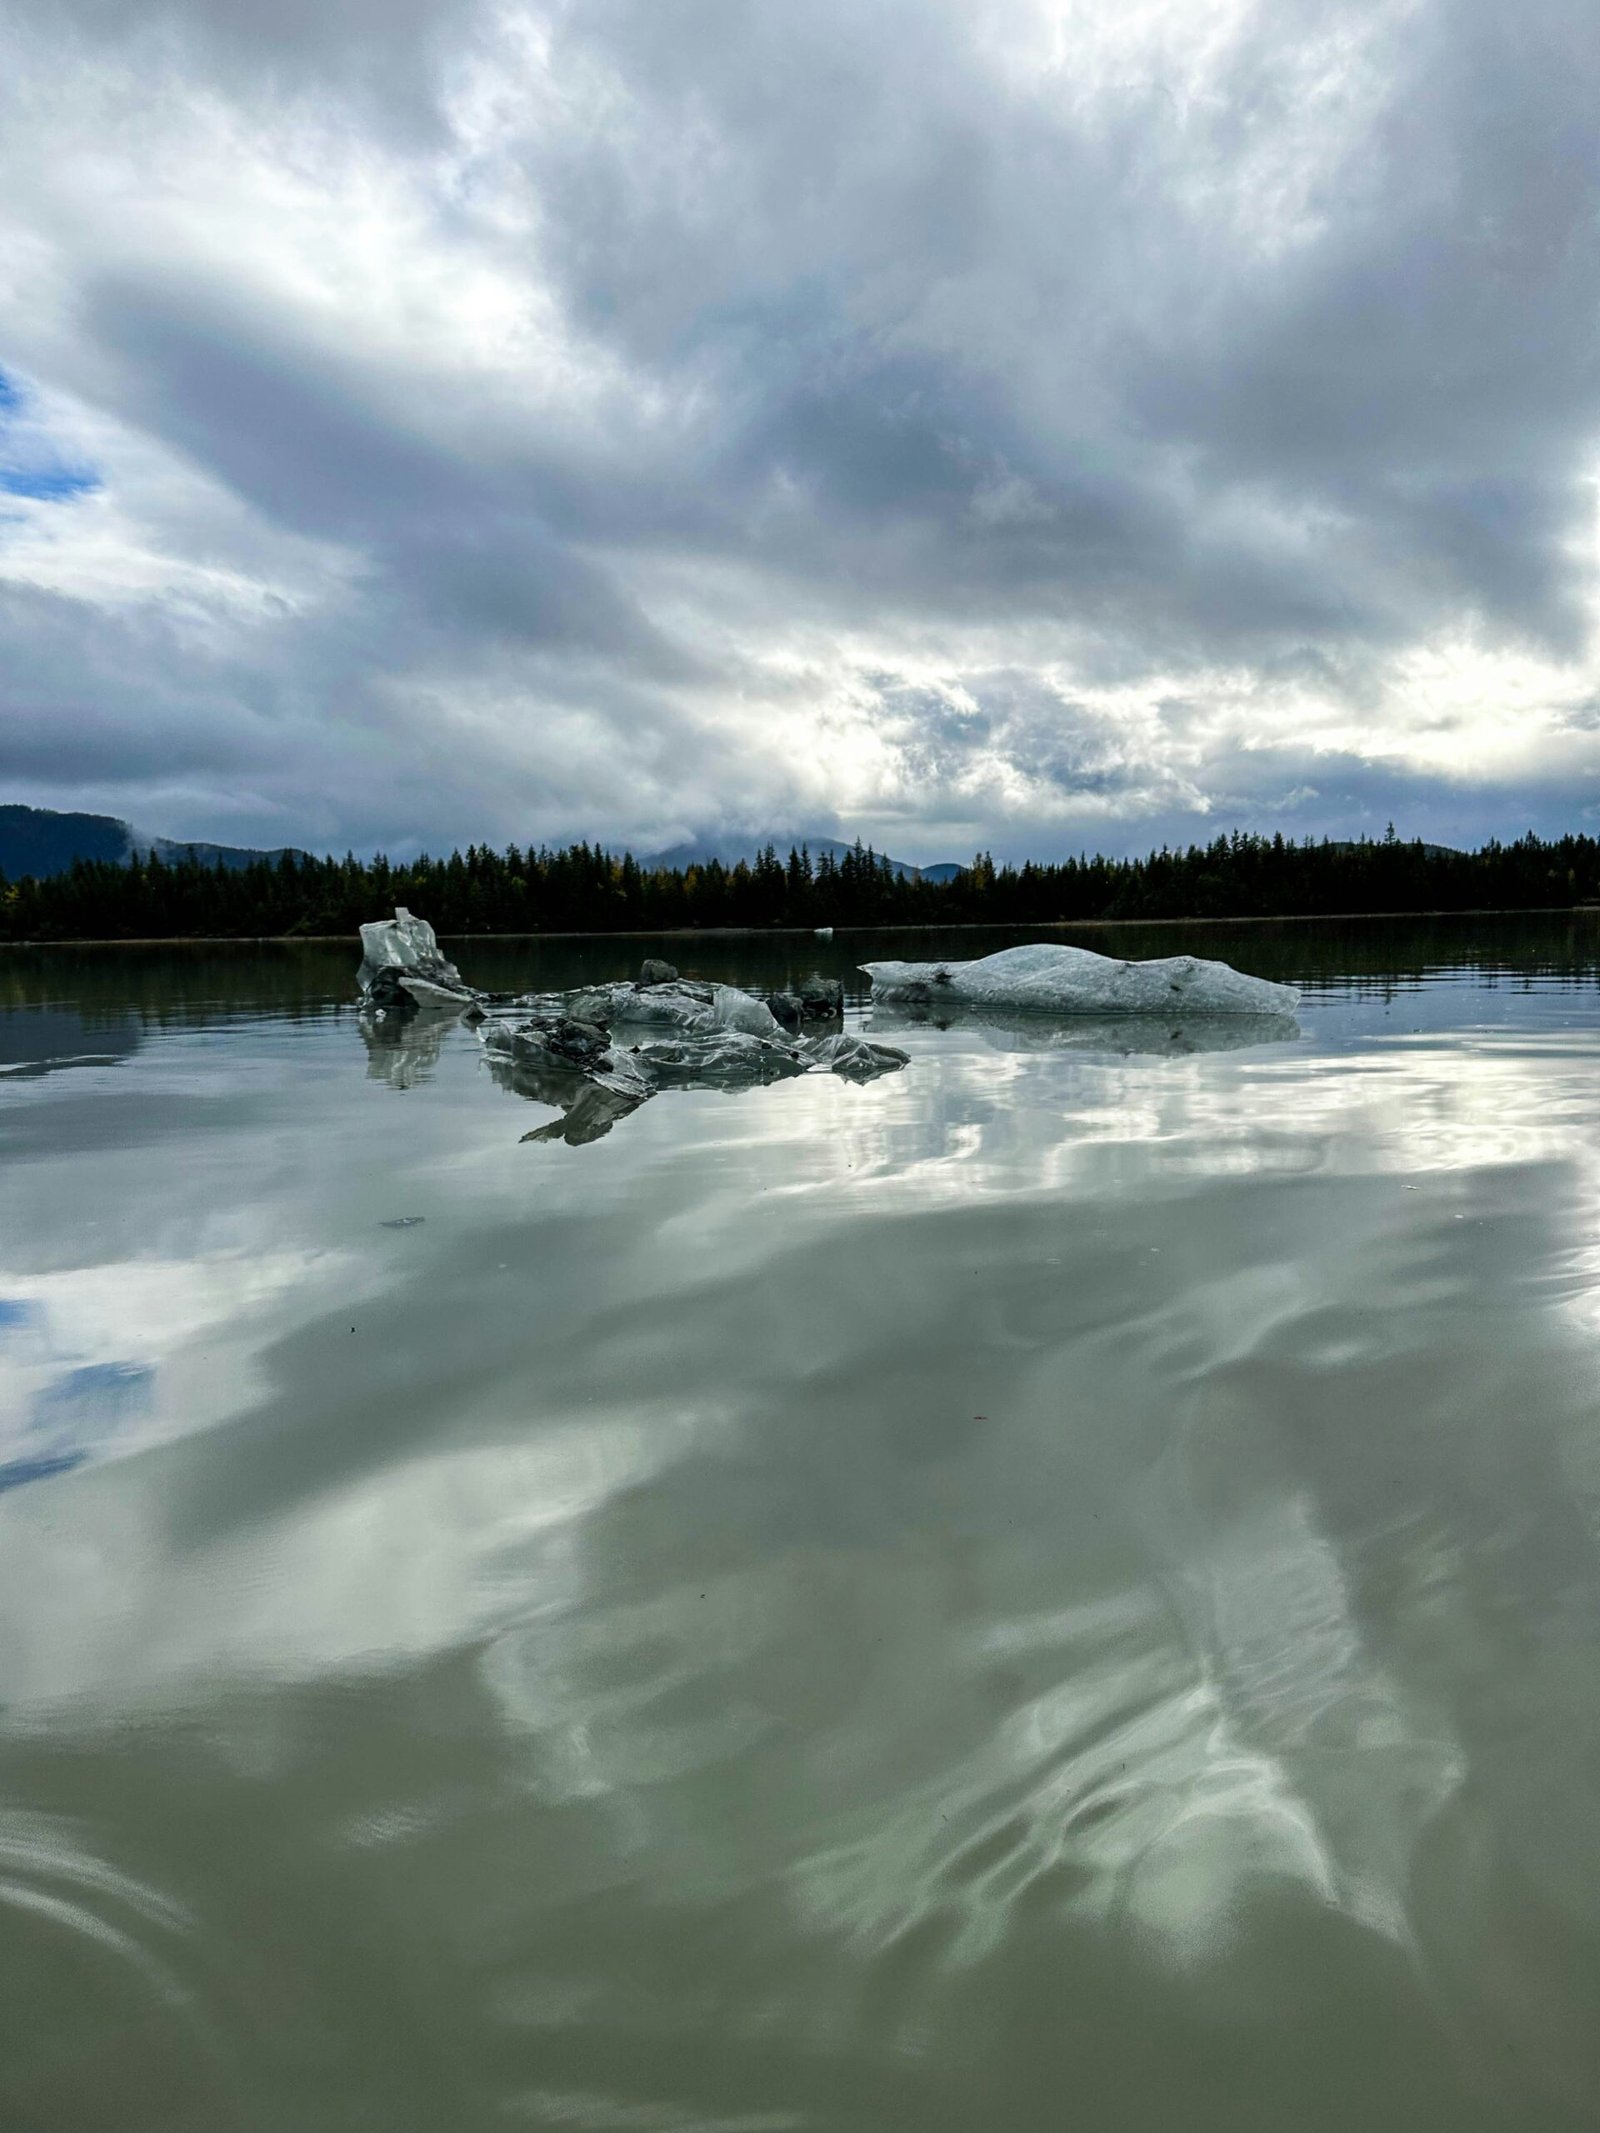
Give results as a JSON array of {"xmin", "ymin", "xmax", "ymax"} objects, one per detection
[{"xmin": 3, "ymin": 916, "xmax": 1600, "ymax": 2131}]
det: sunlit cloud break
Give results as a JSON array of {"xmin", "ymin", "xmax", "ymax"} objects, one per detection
[{"xmin": 2, "ymin": 0, "xmax": 1599, "ymax": 861}]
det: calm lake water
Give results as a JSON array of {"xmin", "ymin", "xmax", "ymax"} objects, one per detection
[{"xmin": 5, "ymin": 915, "xmax": 1600, "ymax": 2131}]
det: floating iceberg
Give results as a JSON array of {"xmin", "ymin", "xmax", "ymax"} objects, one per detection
[
  {"xmin": 354, "ymin": 916, "xmax": 904, "ymax": 1145},
  {"xmin": 861, "ymin": 942, "xmax": 1299, "ymax": 1018},
  {"xmin": 358, "ymin": 908, "xmax": 478, "ymax": 1009}
]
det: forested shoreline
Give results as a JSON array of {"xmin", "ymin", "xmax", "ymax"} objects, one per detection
[{"xmin": 3, "ymin": 828, "xmax": 1599, "ymax": 942}]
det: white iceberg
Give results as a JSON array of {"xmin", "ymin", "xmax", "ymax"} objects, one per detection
[{"xmin": 861, "ymin": 942, "xmax": 1299, "ymax": 1017}]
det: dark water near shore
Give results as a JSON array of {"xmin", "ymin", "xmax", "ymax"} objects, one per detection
[{"xmin": 4, "ymin": 915, "xmax": 1600, "ymax": 2131}]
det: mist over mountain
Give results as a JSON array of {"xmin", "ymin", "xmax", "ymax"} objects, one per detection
[
  {"xmin": 1, "ymin": 804, "xmax": 967, "ymax": 886},
  {"xmin": 0, "ymin": 804, "xmax": 307, "ymax": 880}
]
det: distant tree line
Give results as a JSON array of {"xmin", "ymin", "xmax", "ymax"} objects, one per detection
[{"xmin": 2, "ymin": 827, "xmax": 1599, "ymax": 941}]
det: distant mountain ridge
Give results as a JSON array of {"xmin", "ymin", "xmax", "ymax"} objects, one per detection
[
  {"xmin": 643, "ymin": 833, "xmax": 964, "ymax": 883},
  {"xmin": 0, "ymin": 804, "xmax": 308, "ymax": 880},
  {"xmin": 0, "ymin": 806, "xmax": 129, "ymax": 878}
]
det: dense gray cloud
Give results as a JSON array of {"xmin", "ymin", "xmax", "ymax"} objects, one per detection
[{"xmin": 2, "ymin": 0, "xmax": 1599, "ymax": 859}]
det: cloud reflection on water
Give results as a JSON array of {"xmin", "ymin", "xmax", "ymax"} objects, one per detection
[{"xmin": 5, "ymin": 963, "xmax": 1600, "ymax": 2123}]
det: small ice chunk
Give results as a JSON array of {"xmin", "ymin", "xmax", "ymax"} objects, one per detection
[
  {"xmin": 861, "ymin": 942, "xmax": 1299, "ymax": 1017},
  {"xmin": 709, "ymin": 984, "xmax": 782, "ymax": 1037},
  {"xmin": 802, "ymin": 1032, "xmax": 909, "ymax": 1082}
]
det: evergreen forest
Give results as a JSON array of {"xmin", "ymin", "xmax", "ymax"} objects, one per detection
[{"xmin": 3, "ymin": 828, "xmax": 1599, "ymax": 942}]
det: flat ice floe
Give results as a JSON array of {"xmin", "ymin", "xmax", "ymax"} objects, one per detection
[{"xmin": 861, "ymin": 942, "xmax": 1300, "ymax": 1017}]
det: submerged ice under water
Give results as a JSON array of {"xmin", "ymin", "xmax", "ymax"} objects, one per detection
[{"xmin": 4, "ymin": 916, "xmax": 1600, "ymax": 2132}]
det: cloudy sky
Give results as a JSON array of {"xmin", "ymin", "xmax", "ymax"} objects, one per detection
[{"xmin": 2, "ymin": 0, "xmax": 1598, "ymax": 862}]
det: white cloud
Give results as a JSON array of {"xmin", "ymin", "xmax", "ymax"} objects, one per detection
[{"xmin": 1, "ymin": 0, "xmax": 1599, "ymax": 858}]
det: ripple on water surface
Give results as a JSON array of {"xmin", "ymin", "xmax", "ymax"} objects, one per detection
[{"xmin": 4, "ymin": 925, "xmax": 1600, "ymax": 2130}]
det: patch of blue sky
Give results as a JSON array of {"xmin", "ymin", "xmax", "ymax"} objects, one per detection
[
  {"xmin": 0, "ymin": 463, "xmax": 101, "ymax": 499},
  {"xmin": 0, "ymin": 1298, "xmax": 40, "ymax": 1337},
  {"xmin": 0, "ymin": 359, "xmax": 102, "ymax": 501}
]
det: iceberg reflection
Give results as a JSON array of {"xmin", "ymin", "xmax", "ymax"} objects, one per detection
[
  {"xmin": 357, "ymin": 1005, "xmax": 454, "ymax": 1089},
  {"xmin": 868, "ymin": 1002, "xmax": 1301, "ymax": 1059}
]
